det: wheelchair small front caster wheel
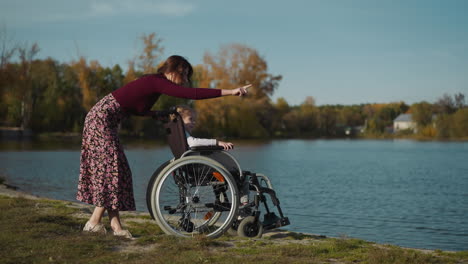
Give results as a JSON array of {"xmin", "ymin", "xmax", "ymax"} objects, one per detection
[
  {"xmin": 226, "ymin": 220, "xmax": 239, "ymax": 236},
  {"xmin": 227, "ymin": 227, "xmax": 238, "ymax": 236},
  {"xmin": 237, "ymin": 216, "xmax": 263, "ymax": 238}
]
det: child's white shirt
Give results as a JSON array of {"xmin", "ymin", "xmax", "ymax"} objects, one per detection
[{"xmin": 185, "ymin": 131, "xmax": 217, "ymax": 147}]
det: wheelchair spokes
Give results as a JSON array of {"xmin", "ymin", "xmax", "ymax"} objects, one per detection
[
  {"xmin": 146, "ymin": 111, "xmax": 289, "ymax": 238},
  {"xmin": 150, "ymin": 157, "xmax": 239, "ymax": 238}
]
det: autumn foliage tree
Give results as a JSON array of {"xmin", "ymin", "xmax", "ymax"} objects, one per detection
[
  {"xmin": 193, "ymin": 43, "xmax": 282, "ymax": 138},
  {"xmin": 136, "ymin": 33, "xmax": 164, "ymax": 74},
  {"xmin": 1, "ymin": 27, "xmax": 466, "ymax": 140}
]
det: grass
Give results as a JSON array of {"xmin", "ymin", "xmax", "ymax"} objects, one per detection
[{"xmin": 0, "ymin": 194, "xmax": 467, "ymax": 264}]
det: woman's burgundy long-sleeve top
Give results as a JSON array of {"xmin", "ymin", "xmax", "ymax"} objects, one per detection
[{"xmin": 111, "ymin": 74, "xmax": 221, "ymax": 115}]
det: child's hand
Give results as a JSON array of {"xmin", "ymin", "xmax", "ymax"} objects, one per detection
[
  {"xmin": 231, "ymin": 84, "xmax": 251, "ymax": 97},
  {"xmin": 218, "ymin": 141, "xmax": 234, "ymax": 150}
]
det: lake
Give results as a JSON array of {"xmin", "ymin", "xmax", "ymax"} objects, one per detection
[{"xmin": 0, "ymin": 139, "xmax": 467, "ymax": 251}]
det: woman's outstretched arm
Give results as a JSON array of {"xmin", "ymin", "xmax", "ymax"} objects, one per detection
[{"xmin": 221, "ymin": 84, "xmax": 251, "ymax": 97}]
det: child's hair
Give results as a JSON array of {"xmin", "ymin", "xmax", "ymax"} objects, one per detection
[{"xmin": 175, "ymin": 105, "xmax": 196, "ymax": 119}]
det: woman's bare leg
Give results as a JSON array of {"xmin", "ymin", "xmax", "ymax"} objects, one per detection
[
  {"xmin": 88, "ymin": 206, "xmax": 106, "ymax": 226},
  {"xmin": 108, "ymin": 210, "xmax": 123, "ymax": 232}
]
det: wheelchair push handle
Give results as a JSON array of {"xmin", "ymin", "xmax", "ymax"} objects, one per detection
[{"xmin": 150, "ymin": 107, "xmax": 179, "ymax": 121}]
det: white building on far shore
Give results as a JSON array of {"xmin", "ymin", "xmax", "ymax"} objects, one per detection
[{"xmin": 393, "ymin": 114, "xmax": 416, "ymax": 132}]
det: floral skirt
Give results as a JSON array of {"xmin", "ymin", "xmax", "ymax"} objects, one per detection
[{"xmin": 76, "ymin": 93, "xmax": 135, "ymax": 211}]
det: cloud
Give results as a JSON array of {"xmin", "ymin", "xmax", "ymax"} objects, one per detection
[
  {"xmin": 0, "ymin": 0, "xmax": 196, "ymax": 25},
  {"xmin": 90, "ymin": 1, "xmax": 117, "ymax": 16},
  {"xmin": 157, "ymin": 1, "xmax": 195, "ymax": 16},
  {"xmin": 89, "ymin": 0, "xmax": 195, "ymax": 17}
]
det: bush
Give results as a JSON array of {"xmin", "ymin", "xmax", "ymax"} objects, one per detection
[{"xmin": 419, "ymin": 125, "xmax": 437, "ymax": 138}]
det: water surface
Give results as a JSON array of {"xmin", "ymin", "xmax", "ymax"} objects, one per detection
[{"xmin": 1, "ymin": 139, "xmax": 467, "ymax": 251}]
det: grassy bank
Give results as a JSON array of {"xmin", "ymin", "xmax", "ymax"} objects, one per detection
[{"xmin": 0, "ymin": 194, "xmax": 467, "ymax": 264}]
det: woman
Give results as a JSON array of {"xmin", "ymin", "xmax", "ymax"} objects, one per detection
[{"xmin": 76, "ymin": 55, "xmax": 250, "ymax": 238}]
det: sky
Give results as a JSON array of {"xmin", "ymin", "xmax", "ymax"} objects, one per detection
[{"xmin": 1, "ymin": 0, "xmax": 468, "ymax": 106}]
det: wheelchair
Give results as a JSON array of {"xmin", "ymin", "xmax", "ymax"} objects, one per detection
[{"xmin": 146, "ymin": 110, "xmax": 290, "ymax": 238}]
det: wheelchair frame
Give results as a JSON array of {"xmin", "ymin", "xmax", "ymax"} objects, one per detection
[{"xmin": 146, "ymin": 111, "xmax": 290, "ymax": 238}]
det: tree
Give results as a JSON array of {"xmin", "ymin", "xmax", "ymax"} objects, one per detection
[
  {"xmin": 275, "ymin": 97, "xmax": 290, "ymax": 115},
  {"xmin": 136, "ymin": 33, "xmax": 164, "ymax": 74},
  {"xmin": 0, "ymin": 24, "xmax": 16, "ymax": 69},
  {"xmin": 94, "ymin": 64, "xmax": 124, "ymax": 98},
  {"xmin": 451, "ymin": 108, "xmax": 468, "ymax": 138},
  {"xmin": 124, "ymin": 60, "xmax": 138, "ymax": 85},
  {"xmin": 273, "ymin": 97, "xmax": 290, "ymax": 136},
  {"xmin": 435, "ymin": 93, "xmax": 456, "ymax": 114},
  {"xmin": 0, "ymin": 25, "xmax": 17, "ymax": 123},
  {"xmin": 435, "ymin": 114, "xmax": 451, "ymax": 139},
  {"xmin": 298, "ymin": 96, "xmax": 318, "ymax": 135},
  {"xmin": 17, "ymin": 42, "xmax": 40, "ymax": 129},
  {"xmin": 71, "ymin": 57, "xmax": 94, "ymax": 111},
  {"xmin": 454, "ymin": 93, "xmax": 466, "ymax": 109},
  {"xmin": 194, "ymin": 43, "xmax": 281, "ymax": 138},
  {"xmin": 203, "ymin": 43, "xmax": 281, "ymax": 100},
  {"xmin": 318, "ymin": 106, "xmax": 338, "ymax": 136},
  {"xmin": 338, "ymin": 105, "xmax": 365, "ymax": 127},
  {"xmin": 411, "ymin": 102, "xmax": 433, "ymax": 128}
]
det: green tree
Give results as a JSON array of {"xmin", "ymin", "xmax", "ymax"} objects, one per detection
[
  {"xmin": 318, "ymin": 106, "xmax": 338, "ymax": 136},
  {"xmin": 451, "ymin": 108, "xmax": 468, "ymax": 138},
  {"xmin": 297, "ymin": 96, "xmax": 318, "ymax": 136},
  {"xmin": 94, "ymin": 64, "xmax": 124, "ymax": 98},
  {"xmin": 273, "ymin": 97, "xmax": 290, "ymax": 136},
  {"xmin": 338, "ymin": 105, "xmax": 365, "ymax": 127},
  {"xmin": 411, "ymin": 102, "xmax": 433, "ymax": 128},
  {"xmin": 435, "ymin": 114, "xmax": 451, "ymax": 139}
]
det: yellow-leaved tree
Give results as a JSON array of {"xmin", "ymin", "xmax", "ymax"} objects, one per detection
[{"xmin": 193, "ymin": 43, "xmax": 282, "ymax": 138}]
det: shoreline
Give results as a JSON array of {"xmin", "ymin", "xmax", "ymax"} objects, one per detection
[
  {"xmin": 1, "ymin": 182, "xmax": 467, "ymax": 264},
  {"xmin": 0, "ymin": 182, "xmax": 330, "ymax": 243},
  {"xmin": 2, "ymin": 130, "xmax": 468, "ymax": 144},
  {"xmin": 1, "ymin": 136, "xmax": 467, "ymax": 153},
  {"xmin": 0, "ymin": 182, "xmax": 462, "ymax": 254}
]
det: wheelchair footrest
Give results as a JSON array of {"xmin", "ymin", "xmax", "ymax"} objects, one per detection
[
  {"xmin": 263, "ymin": 212, "xmax": 290, "ymax": 230},
  {"xmin": 277, "ymin": 217, "xmax": 290, "ymax": 227}
]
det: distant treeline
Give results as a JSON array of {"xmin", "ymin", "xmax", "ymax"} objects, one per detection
[{"xmin": 1, "ymin": 32, "xmax": 467, "ymax": 140}]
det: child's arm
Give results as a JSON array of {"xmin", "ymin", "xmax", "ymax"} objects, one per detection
[
  {"xmin": 187, "ymin": 136, "xmax": 234, "ymax": 150},
  {"xmin": 187, "ymin": 136, "xmax": 217, "ymax": 147}
]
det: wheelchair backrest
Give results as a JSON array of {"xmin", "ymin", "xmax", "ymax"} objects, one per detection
[
  {"xmin": 164, "ymin": 114, "xmax": 189, "ymax": 159},
  {"xmin": 164, "ymin": 112, "xmax": 242, "ymax": 180}
]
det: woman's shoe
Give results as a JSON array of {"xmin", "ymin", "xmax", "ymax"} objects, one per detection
[
  {"xmin": 113, "ymin": 229, "xmax": 133, "ymax": 239},
  {"xmin": 83, "ymin": 221, "xmax": 107, "ymax": 234}
]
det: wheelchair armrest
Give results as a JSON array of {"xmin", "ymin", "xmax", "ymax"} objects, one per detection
[{"xmin": 190, "ymin": 146, "xmax": 224, "ymax": 151}]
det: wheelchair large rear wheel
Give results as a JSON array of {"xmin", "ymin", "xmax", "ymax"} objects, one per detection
[
  {"xmin": 149, "ymin": 156, "xmax": 239, "ymax": 238},
  {"xmin": 146, "ymin": 160, "xmax": 171, "ymax": 220}
]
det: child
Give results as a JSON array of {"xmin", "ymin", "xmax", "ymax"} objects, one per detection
[
  {"xmin": 176, "ymin": 105, "xmax": 250, "ymax": 206},
  {"xmin": 176, "ymin": 105, "xmax": 234, "ymax": 150}
]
